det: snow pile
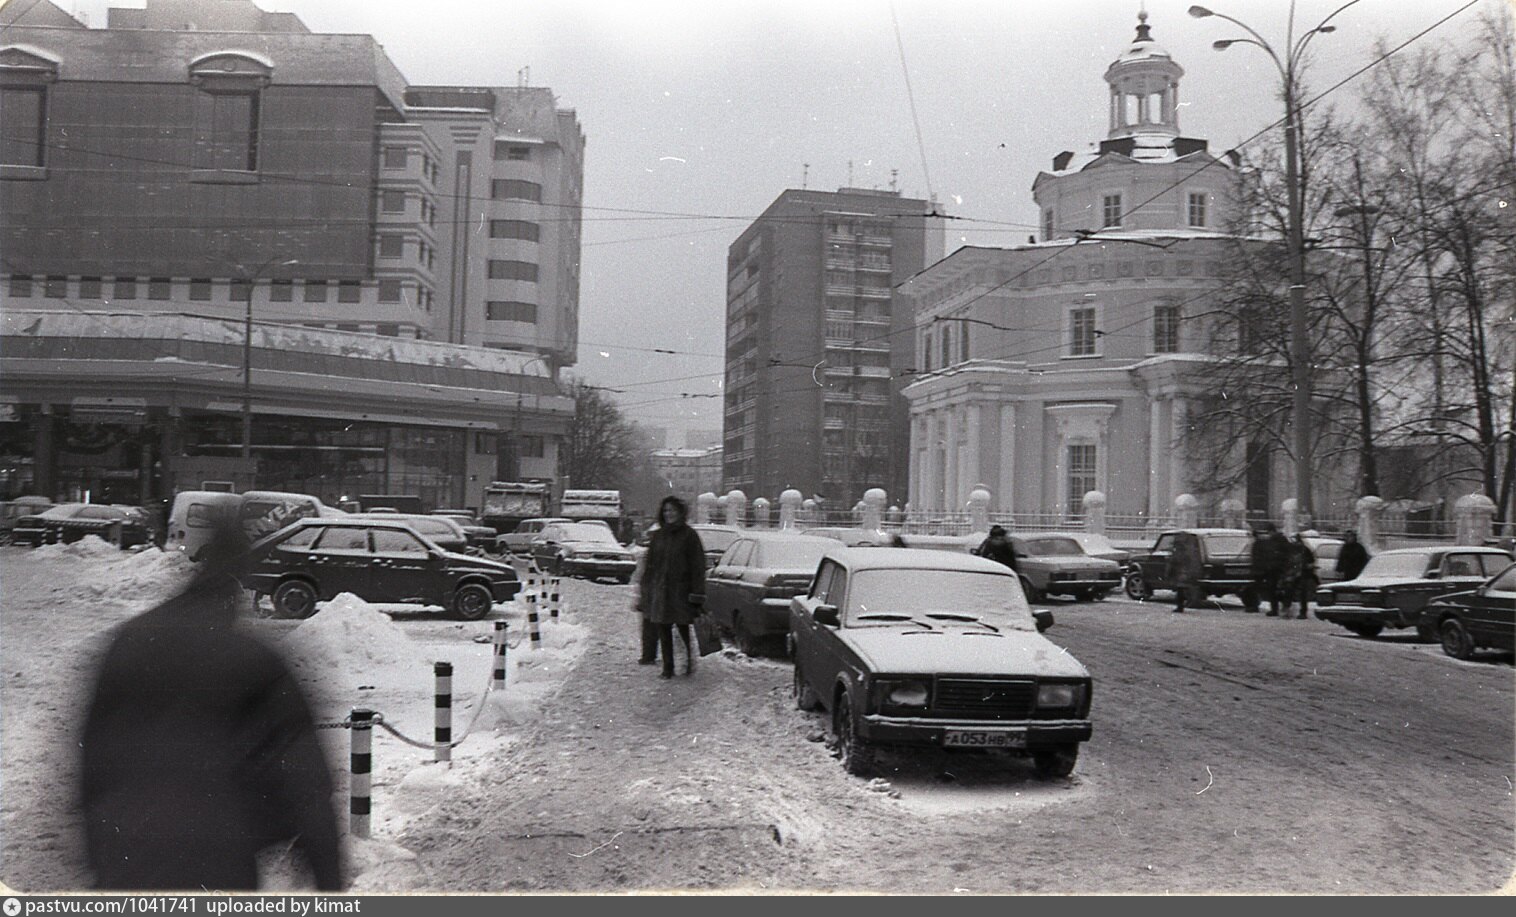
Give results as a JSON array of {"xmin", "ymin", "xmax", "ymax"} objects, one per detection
[
  {"xmin": 31, "ymin": 538, "xmax": 196, "ymax": 609},
  {"xmin": 279, "ymin": 593, "xmax": 436, "ymax": 713}
]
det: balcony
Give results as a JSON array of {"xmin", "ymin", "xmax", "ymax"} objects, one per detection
[
  {"xmin": 857, "ymin": 286, "xmax": 891, "ymax": 299},
  {"xmin": 825, "ymin": 283, "xmax": 855, "ymax": 297},
  {"xmin": 858, "ymin": 233, "xmax": 892, "ymax": 246}
]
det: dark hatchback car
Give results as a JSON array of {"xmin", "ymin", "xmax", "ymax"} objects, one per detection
[
  {"xmin": 1314, "ymin": 546, "xmax": 1513, "ymax": 639},
  {"xmin": 12, "ymin": 502, "xmax": 154, "ymax": 549},
  {"xmin": 704, "ymin": 532, "xmax": 838, "ymax": 656},
  {"xmin": 1124, "ymin": 528, "xmax": 1257, "ymax": 604},
  {"xmin": 1422, "ymin": 562, "xmax": 1516, "ymax": 659},
  {"xmin": 242, "ymin": 518, "xmax": 520, "ymax": 620}
]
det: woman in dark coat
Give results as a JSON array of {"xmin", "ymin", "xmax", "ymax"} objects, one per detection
[
  {"xmin": 637, "ymin": 496, "xmax": 707, "ymax": 677},
  {"xmin": 1165, "ymin": 531, "xmax": 1204, "ymax": 614}
]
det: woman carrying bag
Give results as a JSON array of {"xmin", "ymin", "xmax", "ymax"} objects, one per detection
[{"xmin": 637, "ymin": 496, "xmax": 708, "ymax": 678}]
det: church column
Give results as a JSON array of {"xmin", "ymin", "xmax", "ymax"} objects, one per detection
[
  {"xmin": 998, "ymin": 403, "xmax": 1017, "ymax": 515},
  {"xmin": 964, "ymin": 403, "xmax": 981, "ymax": 508},
  {"xmin": 1169, "ymin": 396, "xmax": 1189, "ymax": 510},
  {"xmin": 1148, "ymin": 395, "xmax": 1168, "ymax": 518},
  {"xmin": 943, "ymin": 406, "xmax": 959, "ymax": 512}
]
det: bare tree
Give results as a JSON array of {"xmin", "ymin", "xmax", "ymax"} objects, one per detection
[{"xmin": 560, "ymin": 380, "xmax": 647, "ymax": 492}]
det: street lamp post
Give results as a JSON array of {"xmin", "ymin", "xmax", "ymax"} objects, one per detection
[
  {"xmin": 1190, "ymin": 1, "xmax": 1360, "ymax": 520},
  {"xmin": 234, "ymin": 257, "xmax": 298, "ymax": 473}
]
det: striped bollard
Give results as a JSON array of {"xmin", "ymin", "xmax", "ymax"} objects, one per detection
[
  {"xmin": 350, "ymin": 707, "xmax": 374, "ymax": 838},
  {"xmin": 549, "ymin": 576, "xmax": 561, "ymax": 620},
  {"xmin": 434, "ymin": 661, "xmax": 452, "ymax": 764},
  {"xmin": 527, "ymin": 590, "xmax": 542, "ymax": 649},
  {"xmin": 492, "ymin": 621, "xmax": 508, "ymax": 691}
]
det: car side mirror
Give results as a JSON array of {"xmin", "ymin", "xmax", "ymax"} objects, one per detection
[
  {"xmin": 813, "ymin": 604, "xmax": 840, "ymax": 627},
  {"xmin": 1034, "ymin": 609, "xmax": 1054, "ymax": 633},
  {"xmin": 1426, "ymin": 570, "xmax": 1440, "ymax": 579}
]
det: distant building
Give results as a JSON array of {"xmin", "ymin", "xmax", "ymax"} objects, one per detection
[
  {"xmin": 0, "ymin": 0, "xmax": 578, "ymax": 506},
  {"xmin": 650, "ymin": 446, "xmax": 723, "ymax": 501},
  {"xmin": 683, "ymin": 428, "xmax": 721, "ymax": 450},
  {"xmin": 723, "ymin": 188, "xmax": 944, "ymax": 506}
]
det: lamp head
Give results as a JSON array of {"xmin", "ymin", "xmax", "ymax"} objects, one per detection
[
  {"xmin": 1213, "ymin": 39, "xmax": 1236, "ymax": 50},
  {"xmin": 1315, "ymin": 25, "xmax": 1336, "ymax": 34},
  {"xmin": 1188, "ymin": 5, "xmax": 1214, "ymax": 17}
]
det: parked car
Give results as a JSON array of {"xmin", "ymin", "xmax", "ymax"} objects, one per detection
[
  {"xmin": 1299, "ymin": 533, "xmax": 1351, "ymax": 584},
  {"xmin": 165, "ymin": 490, "xmax": 245, "ymax": 559},
  {"xmin": 430, "ymin": 510, "xmax": 500, "ymax": 553},
  {"xmin": 12, "ymin": 502, "xmax": 154, "ymax": 549},
  {"xmin": 1124, "ymin": 529, "xmax": 1257, "ymax": 604},
  {"xmin": 530, "ymin": 521, "xmax": 637, "ymax": 582},
  {"xmin": 348, "ymin": 513, "xmax": 468, "ymax": 554},
  {"xmin": 705, "ymin": 532, "xmax": 838, "ymax": 656},
  {"xmin": 1421, "ymin": 562, "xmax": 1516, "ymax": 660},
  {"xmin": 1064, "ymin": 532, "xmax": 1132, "ymax": 566},
  {"xmin": 790, "ymin": 548, "xmax": 1085, "ymax": 779},
  {"xmin": 1009, "ymin": 533, "xmax": 1124, "ymax": 602},
  {"xmin": 0, "ymin": 496, "xmax": 54, "ymax": 544},
  {"xmin": 240, "ymin": 517, "xmax": 520, "ymax": 620},
  {"xmin": 497, "ymin": 517, "xmax": 570, "ymax": 556},
  {"xmin": 1313, "ymin": 546, "xmax": 1513, "ymax": 639},
  {"xmin": 802, "ymin": 526, "xmax": 892, "ymax": 547},
  {"xmin": 690, "ymin": 523, "xmax": 742, "ymax": 568}
]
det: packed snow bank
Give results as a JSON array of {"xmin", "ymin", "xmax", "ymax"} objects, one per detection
[{"xmin": 30, "ymin": 537, "xmax": 197, "ymax": 609}]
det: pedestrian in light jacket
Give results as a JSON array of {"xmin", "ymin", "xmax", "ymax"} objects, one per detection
[{"xmin": 637, "ymin": 496, "xmax": 707, "ymax": 678}]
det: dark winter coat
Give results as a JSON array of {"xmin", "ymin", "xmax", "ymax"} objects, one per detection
[
  {"xmin": 1280, "ymin": 541, "xmax": 1319, "ymax": 596},
  {"xmin": 1336, "ymin": 540, "xmax": 1370, "ymax": 581},
  {"xmin": 974, "ymin": 533, "xmax": 1019, "ymax": 572},
  {"xmin": 638, "ymin": 521, "xmax": 707, "ymax": 626},
  {"xmin": 1164, "ymin": 532, "xmax": 1205, "ymax": 602},
  {"xmin": 80, "ymin": 570, "xmax": 341, "ymax": 891},
  {"xmin": 1251, "ymin": 531, "xmax": 1291, "ymax": 578}
]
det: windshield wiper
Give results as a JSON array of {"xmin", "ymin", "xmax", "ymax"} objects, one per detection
[
  {"xmin": 923, "ymin": 613, "xmax": 1001, "ymax": 633},
  {"xmin": 856, "ymin": 613, "xmax": 932, "ymax": 629}
]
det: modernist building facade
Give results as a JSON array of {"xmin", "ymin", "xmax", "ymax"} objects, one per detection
[
  {"xmin": 723, "ymin": 188, "xmax": 944, "ymax": 506},
  {"xmin": 901, "ymin": 12, "xmax": 1353, "ymax": 522},
  {"xmin": 0, "ymin": 0, "xmax": 581, "ymax": 508}
]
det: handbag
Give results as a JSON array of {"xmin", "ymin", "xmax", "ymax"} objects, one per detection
[{"xmin": 694, "ymin": 614, "xmax": 723, "ymax": 656}]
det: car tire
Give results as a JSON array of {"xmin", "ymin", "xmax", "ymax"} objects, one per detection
[
  {"xmin": 617, "ymin": 573, "xmax": 632, "ymax": 584},
  {"xmin": 1073, "ymin": 589, "xmax": 1093, "ymax": 602},
  {"xmin": 1345, "ymin": 623, "xmax": 1383, "ymax": 639},
  {"xmin": 835, "ymin": 693, "xmax": 876, "ymax": 777},
  {"xmin": 1440, "ymin": 617, "xmax": 1475, "ymax": 660},
  {"xmin": 1124, "ymin": 570, "xmax": 1150, "ymax": 601},
  {"xmin": 793, "ymin": 661, "xmax": 821, "ymax": 711},
  {"xmin": 1032, "ymin": 744, "xmax": 1079, "ymax": 780},
  {"xmin": 735, "ymin": 615, "xmax": 762, "ymax": 657},
  {"xmin": 1414, "ymin": 620, "xmax": 1438, "ymax": 643},
  {"xmin": 451, "ymin": 582, "xmax": 493, "ymax": 621},
  {"xmin": 1020, "ymin": 577, "xmax": 1045, "ymax": 604},
  {"xmin": 273, "ymin": 580, "xmax": 318, "ymax": 619}
]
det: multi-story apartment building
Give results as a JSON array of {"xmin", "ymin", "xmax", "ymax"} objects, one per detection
[
  {"xmin": 900, "ymin": 12, "xmax": 1354, "ymax": 521},
  {"xmin": 723, "ymin": 188, "xmax": 943, "ymax": 507},
  {"xmin": 649, "ymin": 446, "xmax": 724, "ymax": 503},
  {"xmin": 0, "ymin": 0, "xmax": 578, "ymax": 508}
]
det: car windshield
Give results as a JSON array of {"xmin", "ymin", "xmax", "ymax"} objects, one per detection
[
  {"xmin": 846, "ymin": 568, "xmax": 1034, "ymax": 630},
  {"xmin": 1022, "ymin": 537, "xmax": 1083, "ymax": 556},
  {"xmin": 1203, "ymin": 534, "xmax": 1252, "ymax": 556},
  {"xmin": 1359, "ymin": 554, "xmax": 1433, "ymax": 578},
  {"xmin": 406, "ymin": 519, "xmax": 456, "ymax": 536},
  {"xmin": 559, "ymin": 524, "xmax": 618, "ymax": 543},
  {"xmin": 756, "ymin": 540, "xmax": 830, "ymax": 569},
  {"xmin": 697, "ymin": 529, "xmax": 741, "ymax": 552}
]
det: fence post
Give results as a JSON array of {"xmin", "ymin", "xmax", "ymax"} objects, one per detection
[
  {"xmin": 350, "ymin": 707, "xmax": 374, "ymax": 839},
  {"xmin": 492, "ymin": 621, "xmax": 508, "ymax": 691},
  {"xmin": 801, "ymin": 499, "xmax": 816, "ymax": 527},
  {"xmin": 433, "ymin": 662, "xmax": 452, "ymax": 764},
  {"xmin": 1174, "ymin": 493, "xmax": 1199, "ymax": 529},
  {"xmin": 527, "ymin": 592, "xmax": 542, "ymax": 649},
  {"xmin": 779, "ymin": 489, "xmax": 802, "ymax": 530},
  {"xmin": 1454, "ymin": 492, "xmax": 1497, "ymax": 546},
  {"xmin": 751, "ymin": 497, "xmax": 770, "ymax": 528},
  {"xmin": 861, "ymin": 488, "xmax": 886, "ymax": 532},
  {"xmin": 724, "ymin": 489, "xmax": 747, "ymax": 527},
  {"xmin": 1355, "ymin": 495, "xmax": 1386, "ymax": 552},
  {"xmin": 967, "ymin": 485, "xmax": 991, "ymax": 535},
  {"xmin": 1220, "ymin": 498, "xmax": 1246, "ymax": 530},
  {"xmin": 1082, "ymin": 490, "xmax": 1107, "ymax": 535},
  {"xmin": 1281, "ymin": 498, "xmax": 1300, "ymax": 535},
  {"xmin": 549, "ymin": 576, "xmax": 561, "ymax": 620},
  {"xmin": 696, "ymin": 492, "xmax": 718, "ymax": 525}
]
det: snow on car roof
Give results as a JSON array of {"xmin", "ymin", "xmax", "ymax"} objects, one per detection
[
  {"xmin": 1372, "ymin": 545, "xmax": 1509, "ymax": 556},
  {"xmin": 826, "ymin": 547, "xmax": 1016, "ymax": 574}
]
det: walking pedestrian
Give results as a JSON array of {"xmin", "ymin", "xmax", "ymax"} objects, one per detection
[
  {"xmin": 1250, "ymin": 522, "xmax": 1291, "ymax": 616},
  {"xmin": 1165, "ymin": 531, "xmax": 1204, "ymax": 613},
  {"xmin": 636, "ymin": 496, "xmax": 707, "ymax": 678},
  {"xmin": 79, "ymin": 520, "xmax": 341, "ymax": 891},
  {"xmin": 973, "ymin": 525, "xmax": 1018, "ymax": 572},
  {"xmin": 1279, "ymin": 533, "xmax": 1318, "ymax": 620},
  {"xmin": 1335, "ymin": 530, "xmax": 1370, "ymax": 582}
]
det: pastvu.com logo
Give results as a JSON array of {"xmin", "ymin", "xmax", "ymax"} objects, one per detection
[{"xmin": 4, "ymin": 897, "xmax": 21, "ymax": 916}]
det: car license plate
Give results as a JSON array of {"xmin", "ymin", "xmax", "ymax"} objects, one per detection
[{"xmin": 943, "ymin": 730, "xmax": 1025, "ymax": 748}]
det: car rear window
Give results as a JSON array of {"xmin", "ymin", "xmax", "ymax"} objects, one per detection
[
  {"xmin": 559, "ymin": 524, "xmax": 617, "ymax": 543},
  {"xmin": 698, "ymin": 529, "xmax": 740, "ymax": 552},
  {"xmin": 1022, "ymin": 537, "xmax": 1083, "ymax": 556},
  {"xmin": 757, "ymin": 540, "xmax": 830, "ymax": 569},
  {"xmin": 1203, "ymin": 535, "xmax": 1252, "ymax": 556},
  {"xmin": 316, "ymin": 527, "xmax": 369, "ymax": 552}
]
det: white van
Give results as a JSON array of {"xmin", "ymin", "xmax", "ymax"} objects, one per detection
[
  {"xmin": 239, "ymin": 491, "xmax": 337, "ymax": 541},
  {"xmin": 165, "ymin": 491, "xmax": 244, "ymax": 560}
]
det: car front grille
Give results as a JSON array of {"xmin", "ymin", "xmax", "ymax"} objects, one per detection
[{"xmin": 933, "ymin": 678, "xmax": 1036, "ymax": 719}]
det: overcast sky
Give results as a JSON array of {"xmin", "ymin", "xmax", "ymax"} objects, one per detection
[{"xmin": 67, "ymin": 0, "xmax": 1491, "ymax": 446}]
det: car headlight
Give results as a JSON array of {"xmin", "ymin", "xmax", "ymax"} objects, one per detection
[
  {"xmin": 874, "ymin": 679, "xmax": 930, "ymax": 710},
  {"xmin": 1037, "ymin": 683, "xmax": 1083, "ymax": 709}
]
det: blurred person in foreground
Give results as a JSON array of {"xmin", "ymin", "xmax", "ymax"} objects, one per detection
[{"xmin": 78, "ymin": 517, "xmax": 342, "ymax": 891}]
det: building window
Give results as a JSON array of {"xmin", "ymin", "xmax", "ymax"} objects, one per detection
[
  {"xmin": 112, "ymin": 277, "xmax": 137, "ymax": 300},
  {"xmin": 337, "ymin": 280, "xmax": 361, "ymax": 303},
  {"xmin": 1102, "ymin": 194, "xmax": 1123, "ymax": 228},
  {"xmin": 381, "ymin": 190, "xmax": 406, "ymax": 213},
  {"xmin": 269, "ymin": 279, "xmax": 293, "ymax": 302},
  {"xmin": 486, "ymin": 301, "xmax": 538, "ymax": 322},
  {"xmin": 383, "ymin": 146, "xmax": 409, "ymax": 169},
  {"xmin": 921, "ymin": 329, "xmax": 933, "ymax": 371},
  {"xmin": 519, "ymin": 434, "xmax": 544, "ymax": 458},
  {"xmin": 1042, "ymin": 207, "xmax": 1054, "ymax": 241},
  {"xmin": 1153, "ymin": 304, "xmax": 1181, "ymax": 353},
  {"xmin": 488, "ymin": 260, "xmax": 538, "ymax": 282},
  {"xmin": 493, "ymin": 142, "xmax": 532, "ymax": 161},
  {"xmin": 0, "ymin": 87, "xmax": 46, "ymax": 167},
  {"xmin": 188, "ymin": 278, "xmax": 212, "ymax": 301},
  {"xmin": 378, "ymin": 234, "xmax": 404, "ymax": 257},
  {"xmin": 304, "ymin": 280, "xmax": 328, "ymax": 303},
  {"xmin": 490, "ymin": 220, "xmax": 540, "ymax": 242},
  {"xmin": 1069, "ymin": 307, "xmax": 1098, "ymax": 356},
  {"xmin": 148, "ymin": 277, "xmax": 172, "ymax": 300},
  {"xmin": 491, "ymin": 179, "xmax": 542, "ymax": 202},
  {"xmin": 377, "ymin": 323, "xmax": 399, "ymax": 336},
  {"xmin": 7, "ymin": 276, "xmax": 32, "ymax": 297},
  {"xmin": 192, "ymin": 88, "xmax": 259, "ymax": 171},
  {"xmin": 1187, "ymin": 192, "xmax": 1208, "ymax": 228},
  {"xmin": 1067, "ymin": 444, "xmax": 1097, "ymax": 509},
  {"xmin": 44, "ymin": 275, "xmax": 67, "ymax": 298},
  {"xmin": 74, "ymin": 276, "xmax": 100, "ymax": 300},
  {"xmin": 378, "ymin": 280, "xmax": 403, "ymax": 303}
]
